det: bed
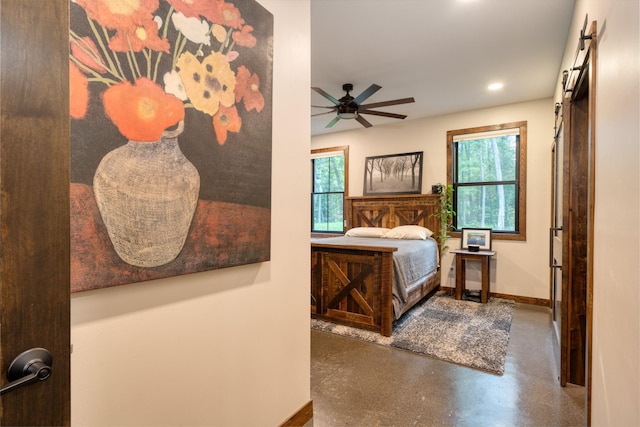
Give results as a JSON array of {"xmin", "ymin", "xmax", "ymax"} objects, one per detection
[{"xmin": 311, "ymin": 194, "xmax": 442, "ymax": 337}]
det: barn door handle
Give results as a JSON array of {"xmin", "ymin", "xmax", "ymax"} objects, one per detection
[
  {"xmin": 0, "ymin": 348, "xmax": 53, "ymax": 395},
  {"xmin": 549, "ymin": 227, "xmax": 563, "ymax": 269}
]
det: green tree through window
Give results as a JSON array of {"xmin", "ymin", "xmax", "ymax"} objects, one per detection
[
  {"xmin": 311, "ymin": 146, "xmax": 348, "ymax": 233},
  {"xmin": 447, "ymin": 122, "xmax": 527, "ymax": 241}
]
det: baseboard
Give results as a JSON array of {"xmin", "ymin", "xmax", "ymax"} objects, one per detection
[
  {"xmin": 280, "ymin": 400, "xmax": 313, "ymax": 427},
  {"xmin": 491, "ymin": 292, "xmax": 550, "ymax": 307},
  {"xmin": 439, "ymin": 286, "xmax": 551, "ymax": 307}
]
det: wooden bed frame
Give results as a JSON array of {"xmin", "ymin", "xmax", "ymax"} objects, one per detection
[{"xmin": 311, "ymin": 194, "xmax": 442, "ymax": 337}]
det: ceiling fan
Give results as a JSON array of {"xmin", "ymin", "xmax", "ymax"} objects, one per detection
[{"xmin": 311, "ymin": 83, "xmax": 415, "ymax": 129}]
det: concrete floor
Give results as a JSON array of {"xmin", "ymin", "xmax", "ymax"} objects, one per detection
[{"xmin": 310, "ymin": 303, "xmax": 585, "ymax": 426}]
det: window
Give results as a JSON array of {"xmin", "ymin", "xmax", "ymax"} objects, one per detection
[
  {"xmin": 447, "ymin": 121, "xmax": 526, "ymax": 241},
  {"xmin": 311, "ymin": 146, "xmax": 349, "ymax": 233}
]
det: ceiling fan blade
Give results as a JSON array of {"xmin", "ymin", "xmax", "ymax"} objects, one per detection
[
  {"xmin": 358, "ymin": 109, "xmax": 408, "ymax": 120},
  {"xmin": 312, "ymin": 87, "xmax": 340, "ymax": 105},
  {"xmin": 311, "ymin": 105, "xmax": 337, "ymax": 109},
  {"xmin": 312, "ymin": 110, "xmax": 336, "ymax": 117},
  {"xmin": 359, "ymin": 97, "xmax": 415, "ymax": 109},
  {"xmin": 356, "ymin": 115, "xmax": 373, "ymax": 128},
  {"xmin": 353, "ymin": 84, "xmax": 382, "ymax": 105},
  {"xmin": 325, "ymin": 116, "xmax": 341, "ymax": 128}
]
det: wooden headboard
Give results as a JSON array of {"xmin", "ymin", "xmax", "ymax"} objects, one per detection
[{"xmin": 346, "ymin": 194, "xmax": 441, "ymax": 238}]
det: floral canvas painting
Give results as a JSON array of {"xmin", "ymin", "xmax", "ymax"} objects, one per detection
[{"xmin": 69, "ymin": 0, "xmax": 273, "ymax": 292}]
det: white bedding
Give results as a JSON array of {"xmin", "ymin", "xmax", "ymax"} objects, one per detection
[{"xmin": 311, "ymin": 235, "xmax": 439, "ymax": 318}]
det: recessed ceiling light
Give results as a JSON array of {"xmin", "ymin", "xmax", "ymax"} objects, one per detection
[{"xmin": 488, "ymin": 82, "xmax": 504, "ymax": 91}]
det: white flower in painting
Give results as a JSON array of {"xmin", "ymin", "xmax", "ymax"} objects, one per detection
[
  {"xmin": 172, "ymin": 12, "xmax": 211, "ymax": 46},
  {"xmin": 154, "ymin": 15, "xmax": 163, "ymax": 31},
  {"xmin": 163, "ymin": 70, "xmax": 188, "ymax": 101}
]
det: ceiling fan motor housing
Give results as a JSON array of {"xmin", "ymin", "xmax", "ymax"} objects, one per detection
[
  {"xmin": 337, "ymin": 104, "xmax": 358, "ymax": 119},
  {"xmin": 338, "ymin": 84, "xmax": 357, "ymax": 118}
]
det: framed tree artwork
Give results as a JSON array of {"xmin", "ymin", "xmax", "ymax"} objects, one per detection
[{"xmin": 363, "ymin": 151, "xmax": 423, "ymax": 196}]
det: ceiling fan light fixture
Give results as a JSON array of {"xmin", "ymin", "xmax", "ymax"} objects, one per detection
[
  {"xmin": 337, "ymin": 110, "xmax": 358, "ymax": 119},
  {"xmin": 337, "ymin": 103, "xmax": 358, "ymax": 119}
]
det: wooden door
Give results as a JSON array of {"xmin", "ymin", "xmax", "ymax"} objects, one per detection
[
  {"xmin": 566, "ymin": 81, "xmax": 588, "ymax": 387},
  {"xmin": 555, "ymin": 21, "xmax": 596, "ymax": 422},
  {"xmin": 0, "ymin": 1, "xmax": 70, "ymax": 425},
  {"xmin": 561, "ymin": 39, "xmax": 595, "ymax": 389}
]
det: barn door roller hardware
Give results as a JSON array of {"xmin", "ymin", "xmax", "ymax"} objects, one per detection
[
  {"xmin": 579, "ymin": 14, "xmax": 593, "ymax": 51},
  {"xmin": 561, "ymin": 15, "xmax": 596, "ymax": 97}
]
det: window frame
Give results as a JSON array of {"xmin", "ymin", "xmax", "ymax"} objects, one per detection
[
  {"xmin": 447, "ymin": 121, "xmax": 527, "ymax": 241},
  {"xmin": 311, "ymin": 146, "xmax": 349, "ymax": 235}
]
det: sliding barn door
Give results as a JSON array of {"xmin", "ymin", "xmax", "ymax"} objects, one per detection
[
  {"xmin": 562, "ymin": 90, "xmax": 588, "ymax": 387},
  {"xmin": 554, "ymin": 21, "xmax": 596, "ymax": 416}
]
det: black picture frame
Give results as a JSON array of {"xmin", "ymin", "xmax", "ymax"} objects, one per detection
[
  {"xmin": 461, "ymin": 228, "xmax": 492, "ymax": 251},
  {"xmin": 363, "ymin": 151, "xmax": 423, "ymax": 195}
]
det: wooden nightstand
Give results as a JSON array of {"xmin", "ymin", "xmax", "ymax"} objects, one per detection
[{"xmin": 451, "ymin": 249, "xmax": 496, "ymax": 303}]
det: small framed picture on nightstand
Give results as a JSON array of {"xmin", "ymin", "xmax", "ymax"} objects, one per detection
[{"xmin": 461, "ymin": 228, "xmax": 492, "ymax": 251}]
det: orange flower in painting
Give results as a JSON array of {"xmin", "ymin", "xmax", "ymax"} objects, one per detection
[
  {"xmin": 70, "ymin": 61, "xmax": 89, "ymax": 119},
  {"xmin": 165, "ymin": 0, "xmax": 245, "ymax": 29},
  {"xmin": 212, "ymin": 104, "xmax": 241, "ymax": 145},
  {"xmin": 232, "ymin": 25, "xmax": 256, "ymax": 48},
  {"xmin": 207, "ymin": 1, "xmax": 245, "ymax": 29},
  {"xmin": 102, "ymin": 77, "xmax": 185, "ymax": 141},
  {"xmin": 108, "ymin": 19, "xmax": 170, "ymax": 53},
  {"xmin": 74, "ymin": 0, "xmax": 159, "ymax": 30},
  {"xmin": 71, "ymin": 37, "xmax": 107, "ymax": 74},
  {"xmin": 166, "ymin": 0, "xmax": 221, "ymax": 19},
  {"xmin": 74, "ymin": 0, "xmax": 169, "ymax": 53},
  {"xmin": 235, "ymin": 65, "xmax": 264, "ymax": 112}
]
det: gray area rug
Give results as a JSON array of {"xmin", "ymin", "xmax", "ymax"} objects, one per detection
[{"xmin": 311, "ymin": 291, "xmax": 515, "ymax": 375}]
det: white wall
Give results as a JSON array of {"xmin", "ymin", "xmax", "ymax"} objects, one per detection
[
  {"xmin": 312, "ymin": 98, "xmax": 554, "ymax": 301},
  {"xmin": 554, "ymin": 1, "xmax": 639, "ymax": 425},
  {"xmin": 70, "ymin": 1, "xmax": 311, "ymax": 425}
]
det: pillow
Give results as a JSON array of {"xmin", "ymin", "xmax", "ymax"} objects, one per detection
[
  {"xmin": 385, "ymin": 225, "xmax": 433, "ymax": 240},
  {"xmin": 345, "ymin": 227, "xmax": 390, "ymax": 238}
]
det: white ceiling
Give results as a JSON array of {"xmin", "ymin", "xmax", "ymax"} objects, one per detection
[{"xmin": 311, "ymin": 0, "xmax": 576, "ymax": 136}]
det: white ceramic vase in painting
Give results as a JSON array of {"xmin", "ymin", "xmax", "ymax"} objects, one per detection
[{"xmin": 93, "ymin": 121, "xmax": 200, "ymax": 267}]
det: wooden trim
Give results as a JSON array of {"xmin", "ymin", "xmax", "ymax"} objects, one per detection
[
  {"xmin": 491, "ymin": 292, "xmax": 550, "ymax": 307},
  {"xmin": 280, "ymin": 401, "xmax": 313, "ymax": 427},
  {"xmin": 585, "ymin": 20, "xmax": 597, "ymax": 427},
  {"xmin": 311, "ymin": 232, "xmax": 344, "ymax": 238},
  {"xmin": 561, "ymin": 96, "xmax": 572, "ymax": 388},
  {"xmin": 311, "ymin": 145, "xmax": 348, "ymax": 157},
  {"xmin": 440, "ymin": 286, "xmax": 550, "ymax": 307}
]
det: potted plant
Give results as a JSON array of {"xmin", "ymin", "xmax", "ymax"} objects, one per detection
[{"xmin": 432, "ymin": 183, "xmax": 455, "ymax": 253}]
